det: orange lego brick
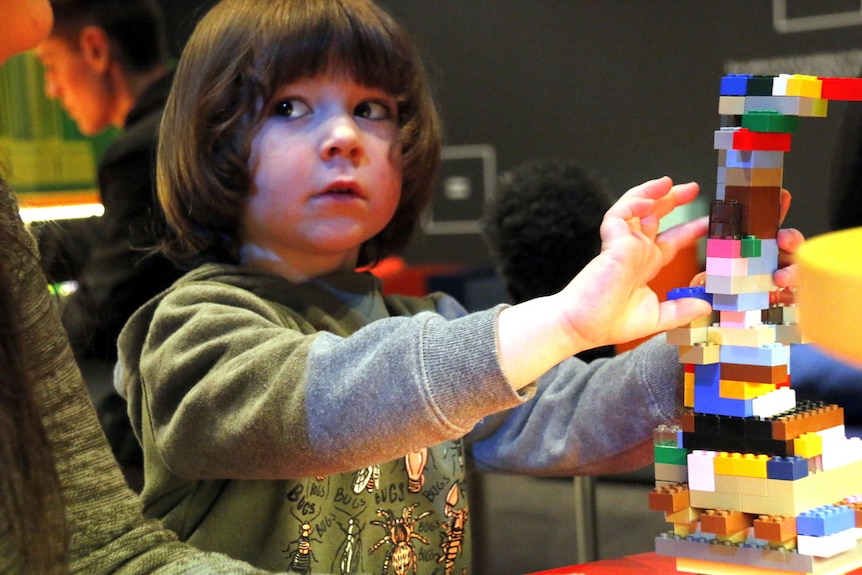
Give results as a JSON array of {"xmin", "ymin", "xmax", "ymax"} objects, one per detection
[
  {"xmin": 753, "ymin": 514, "xmax": 796, "ymax": 542},
  {"xmin": 700, "ymin": 508, "xmax": 753, "ymax": 535},
  {"xmin": 649, "ymin": 483, "xmax": 691, "ymax": 513},
  {"xmin": 841, "ymin": 498, "xmax": 862, "ymax": 527},
  {"xmin": 772, "ymin": 403, "xmax": 845, "ymax": 441}
]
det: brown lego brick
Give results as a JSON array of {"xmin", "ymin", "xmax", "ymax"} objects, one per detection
[
  {"xmin": 723, "ymin": 185, "xmax": 782, "ymax": 238},
  {"xmin": 679, "ymin": 409, "xmax": 696, "ymax": 433},
  {"xmin": 700, "ymin": 508, "xmax": 753, "ymax": 535},
  {"xmin": 753, "ymin": 514, "xmax": 796, "ymax": 542},
  {"xmin": 721, "ymin": 362, "xmax": 788, "ymax": 384},
  {"xmin": 649, "ymin": 483, "xmax": 690, "ymax": 513}
]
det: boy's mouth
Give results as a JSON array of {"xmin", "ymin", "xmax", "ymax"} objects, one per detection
[{"xmin": 321, "ymin": 181, "xmax": 364, "ymax": 199}]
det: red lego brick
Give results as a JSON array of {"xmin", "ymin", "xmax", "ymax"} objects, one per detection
[
  {"xmin": 732, "ymin": 129, "xmax": 792, "ymax": 152},
  {"xmin": 820, "ymin": 77, "xmax": 862, "ymax": 101}
]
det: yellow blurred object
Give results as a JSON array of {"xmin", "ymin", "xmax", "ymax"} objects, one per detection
[{"xmin": 796, "ymin": 226, "xmax": 862, "ymax": 368}]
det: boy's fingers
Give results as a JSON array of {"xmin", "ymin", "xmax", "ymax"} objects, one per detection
[
  {"xmin": 657, "ymin": 298, "xmax": 713, "ymax": 332},
  {"xmin": 779, "ymin": 189, "xmax": 792, "ymax": 225}
]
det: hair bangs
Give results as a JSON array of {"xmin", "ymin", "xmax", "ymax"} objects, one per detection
[{"xmin": 262, "ymin": 0, "xmax": 413, "ymax": 103}]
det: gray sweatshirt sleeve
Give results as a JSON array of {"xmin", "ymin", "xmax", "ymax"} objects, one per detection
[
  {"xmin": 303, "ymin": 306, "xmax": 527, "ymax": 472},
  {"xmin": 132, "ymin": 285, "xmax": 525, "ymax": 480},
  {"xmin": 467, "ymin": 334, "xmax": 683, "ymax": 476}
]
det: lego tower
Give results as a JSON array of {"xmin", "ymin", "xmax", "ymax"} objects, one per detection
[{"xmin": 651, "ymin": 74, "xmax": 862, "ymax": 575}]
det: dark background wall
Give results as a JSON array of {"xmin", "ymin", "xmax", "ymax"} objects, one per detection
[{"xmin": 157, "ymin": 1, "xmax": 862, "ymax": 264}]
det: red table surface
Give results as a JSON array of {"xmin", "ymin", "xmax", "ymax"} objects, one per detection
[
  {"xmin": 527, "ymin": 552, "xmax": 862, "ymax": 575},
  {"xmin": 527, "ymin": 552, "xmax": 681, "ymax": 575}
]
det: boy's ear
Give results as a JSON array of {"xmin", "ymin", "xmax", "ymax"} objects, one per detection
[{"xmin": 78, "ymin": 25, "xmax": 112, "ymax": 74}]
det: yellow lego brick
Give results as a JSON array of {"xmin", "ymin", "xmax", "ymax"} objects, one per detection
[
  {"xmin": 666, "ymin": 506, "xmax": 702, "ymax": 524},
  {"xmin": 737, "ymin": 458, "xmax": 862, "ymax": 517},
  {"xmin": 672, "ymin": 522, "xmax": 699, "ymax": 537},
  {"xmin": 787, "ymin": 74, "xmax": 822, "ymax": 98},
  {"xmin": 690, "ymin": 488, "xmax": 741, "ymax": 511},
  {"xmin": 690, "ymin": 310, "xmax": 719, "ymax": 328},
  {"xmin": 706, "ymin": 273, "xmax": 777, "ymax": 296},
  {"xmin": 667, "ymin": 326, "xmax": 709, "ymax": 346},
  {"xmin": 799, "ymin": 96, "xmax": 829, "ymax": 117},
  {"xmin": 794, "ymin": 432, "xmax": 824, "ymax": 458},
  {"xmin": 707, "ymin": 324, "xmax": 776, "ymax": 347},
  {"xmin": 713, "ymin": 473, "xmax": 738, "ymax": 494},
  {"xmin": 735, "ymin": 475, "xmax": 769, "ymax": 496},
  {"xmin": 684, "ymin": 371, "xmax": 695, "ymax": 408},
  {"xmin": 713, "ymin": 452, "xmax": 769, "ymax": 478},
  {"xmin": 719, "ymin": 379, "xmax": 776, "ymax": 400},
  {"xmin": 713, "ymin": 473, "xmax": 769, "ymax": 497}
]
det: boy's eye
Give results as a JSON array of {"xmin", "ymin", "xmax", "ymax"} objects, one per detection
[
  {"xmin": 355, "ymin": 101, "xmax": 391, "ymax": 120},
  {"xmin": 272, "ymin": 98, "xmax": 311, "ymax": 119}
]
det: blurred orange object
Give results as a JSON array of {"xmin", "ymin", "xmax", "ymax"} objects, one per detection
[{"xmin": 796, "ymin": 226, "xmax": 862, "ymax": 369}]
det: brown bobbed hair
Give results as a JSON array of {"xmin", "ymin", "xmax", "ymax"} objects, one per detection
[{"xmin": 157, "ymin": 0, "xmax": 442, "ymax": 268}]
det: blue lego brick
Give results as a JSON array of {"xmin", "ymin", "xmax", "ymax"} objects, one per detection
[
  {"xmin": 667, "ymin": 285, "xmax": 713, "ymax": 305},
  {"xmin": 746, "ymin": 255, "xmax": 778, "ymax": 276},
  {"xmin": 694, "ymin": 363, "xmax": 721, "ymax": 386},
  {"xmin": 720, "ymin": 150, "xmax": 785, "ymax": 169},
  {"xmin": 712, "ymin": 292, "xmax": 770, "ymax": 312},
  {"xmin": 745, "ymin": 240, "xmax": 779, "ymax": 276},
  {"xmin": 693, "ymin": 391, "xmax": 753, "ymax": 417},
  {"xmin": 719, "ymin": 343, "xmax": 790, "ymax": 367},
  {"xmin": 720, "ymin": 74, "xmax": 752, "ymax": 96},
  {"xmin": 766, "ymin": 455, "xmax": 808, "ymax": 480},
  {"xmin": 692, "ymin": 375, "xmax": 754, "ymax": 418},
  {"xmin": 796, "ymin": 504, "xmax": 855, "ymax": 537}
]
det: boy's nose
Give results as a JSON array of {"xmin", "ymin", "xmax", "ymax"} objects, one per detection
[{"xmin": 321, "ymin": 117, "xmax": 362, "ymax": 162}]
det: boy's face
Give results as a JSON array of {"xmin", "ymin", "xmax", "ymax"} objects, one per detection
[
  {"xmin": 239, "ymin": 74, "xmax": 403, "ymax": 280},
  {"xmin": 35, "ymin": 33, "xmax": 114, "ymax": 135}
]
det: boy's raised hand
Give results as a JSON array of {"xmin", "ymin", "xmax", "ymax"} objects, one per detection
[
  {"xmin": 557, "ymin": 176, "xmax": 712, "ymax": 348},
  {"xmin": 497, "ymin": 176, "xmax": 711, "ymax": 390}
]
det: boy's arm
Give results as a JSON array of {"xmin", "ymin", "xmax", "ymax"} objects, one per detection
[{"xmin": 470, "ymin": 335, "xmax": 681, "ymax": 476}]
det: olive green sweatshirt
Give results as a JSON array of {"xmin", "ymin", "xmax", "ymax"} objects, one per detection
[{"xmin": 116, "ymin": 262, "xmax": 683, "ymax": 573}]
